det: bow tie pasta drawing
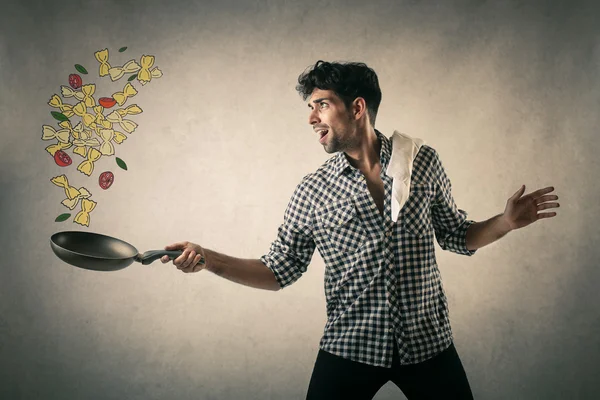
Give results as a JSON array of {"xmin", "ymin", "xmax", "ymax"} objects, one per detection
[{"xmin": 42, "ymin": 47, "xmax": 163, "ymax": 227}]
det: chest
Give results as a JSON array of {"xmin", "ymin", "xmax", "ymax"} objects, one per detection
[{"xmin": 363, "ymin": 172, "xmax": 385, "ymax": 216}]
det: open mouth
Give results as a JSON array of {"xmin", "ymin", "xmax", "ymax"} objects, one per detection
[{"xmin": 318, "ymin": 129, "xmax": 329, "ymax": 143}]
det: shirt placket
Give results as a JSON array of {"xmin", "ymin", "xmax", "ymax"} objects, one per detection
[
  {"xmin": 380, "ymin": 171, "xmax": 407, "ymax": 365},
  {"xmin": 353, "ymin": 170, "xmax": 394, "ymax": 366}
]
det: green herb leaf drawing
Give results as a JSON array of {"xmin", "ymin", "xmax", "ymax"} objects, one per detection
[
  {"xmin": 118, "ymin": 46, "xmax": 128, "ymax": 52},
  {"xmin": 75, "ymin": 64, "xmax": 88, "ymax": 74},
  {"xmin": 116, "ymin": 157, "xmax": 128, "ymax": 171},
  {"xmin": 127, "ymin": 73, "xmax": 138, "ymax": 82},
  {"xmin": 55, "ymin": 213, "xmax": 71, "ymax": 222},
  {"xmin": 51, "ymin": 111, "xmax": 69, "ymax": 122}
]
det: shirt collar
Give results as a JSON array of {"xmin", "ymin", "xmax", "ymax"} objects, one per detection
[{"xmin": 332, "ymin": 129, "xmax": 391, "ymax": 177}]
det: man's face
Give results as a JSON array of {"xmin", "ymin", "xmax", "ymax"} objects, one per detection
[{"xmin": 307, "ymin": 89, "xmax": 357, "ymax": 154}]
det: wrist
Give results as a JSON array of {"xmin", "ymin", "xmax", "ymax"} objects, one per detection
[
  {"xmin": 499, "ymin": 213, "xmax": 514, "ymax": 234},
  {"xmin": 201, "ymin": 248, "xmax": 216, "ymax": 273}
]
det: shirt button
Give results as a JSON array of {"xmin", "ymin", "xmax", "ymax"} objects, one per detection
[{"xmin": 385, "ymin": 231, "xmax": 392, "ymax": 237}]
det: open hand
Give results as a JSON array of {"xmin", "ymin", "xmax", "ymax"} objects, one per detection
[{"xmin": 503, "ymin": 185, "xmax": 559, "ymax": 231}]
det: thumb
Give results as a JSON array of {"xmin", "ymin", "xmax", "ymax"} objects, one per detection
[
  {"xmin": 512, "ymin": 184, "xmax": 526, "ymax": 199},
  {"xmin": 165, "ymin": 241, "xmax": 187, "ymax": 251}
]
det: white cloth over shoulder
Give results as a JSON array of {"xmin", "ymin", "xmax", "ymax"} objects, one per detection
[{"xmin": 384, "ymin": 130, "xmax": 426, "ymax": 222}]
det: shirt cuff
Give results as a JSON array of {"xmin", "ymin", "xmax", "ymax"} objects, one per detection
[
  {"xmin": 454, "ymin": 219, "xmax": 477, "ymax": 256},
  {"xmin": 259, "ymin": 253, "xmax": 297, "ymax": 289}
]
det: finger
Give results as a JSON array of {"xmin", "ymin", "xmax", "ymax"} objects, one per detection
[
  {"xmin": 511, "ymin": 184, "xmax": 526, "ymax": 200},
  {"xmin": 537, "ymin": 202, "xmax": 560, "ymax": 211},
  {"xmin": 192, "ymin": 254, "xmax": 205, "ymax": 272},
  {"xmin": 182, "ymin": 252, "xmax": 204, "ymax": 274},
  {"xmin": 175, "ymin": 249, "xmax": 192, "ymax": 269},
  {"xmin": 165, "ymin": 241, "xmax": 188, "ymax": 251},
  {"xmin": 181, "ymin": 250, "xmax": 197, "ymax": 270},
  {"xmin": 529, "ymin": 186, "xmax": 555, "ymax": 199},
  {"xmin": 182, "ymin": 260, "xmax": 199, "ymax": 274},
  {"xmin": 160, "ymin": 255, "xmax": 170, "ymax": 263},
  {"xmin": 536, "ymin": 194, "xmax": 559, "ymax": 204},
  {"xmin": 537, "ymin": 212, "xmax": 557, "ymax": 219}
]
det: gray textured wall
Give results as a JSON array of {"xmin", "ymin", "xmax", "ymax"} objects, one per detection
[{"xmin": 1, "ymin": 0, "xmax": 599, "ymax": 399}]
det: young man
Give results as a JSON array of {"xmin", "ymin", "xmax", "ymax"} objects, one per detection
[{"xmin": 161, "ymin": 61, "xmax": 559, "ymax": 399}]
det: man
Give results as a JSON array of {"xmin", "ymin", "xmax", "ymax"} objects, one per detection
[{"xmin": 161, "ymin": 61, "xmax": 559, "ymax": 399}]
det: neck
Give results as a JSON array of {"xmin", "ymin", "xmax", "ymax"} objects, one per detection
[{"xmin": 344, "ymin": 126, "xmax": 381, "ymax": 174}]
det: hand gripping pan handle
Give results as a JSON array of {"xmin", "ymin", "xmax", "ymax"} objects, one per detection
[{"xmin": 135, "ymin": 250, "xmax": 205, "ymax": 265}]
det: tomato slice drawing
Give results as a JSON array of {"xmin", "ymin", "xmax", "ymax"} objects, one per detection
[
  {"xmin": 69, "ymin": 74, "xmax": 82, "ymax": 89},
  {"xmin": 54, "ymin": 150, "xmax": 72, "ymax": 167},
  {"xmin": 98, "ymin": 97, "xmax": 117, "ymax": 108},
  {"xmin": 99, "ymin": 171, "xmax": 114, "ymax": 190}
]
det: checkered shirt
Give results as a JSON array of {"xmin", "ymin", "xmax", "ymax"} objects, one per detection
[{"xmin": 260, "ymin": 130, "xmax": 477, "ymax": 367}]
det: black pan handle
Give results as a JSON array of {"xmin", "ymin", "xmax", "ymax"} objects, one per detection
[{"xmin": 137, "ymin": 250, "xmax": 206, "ymax": 266}]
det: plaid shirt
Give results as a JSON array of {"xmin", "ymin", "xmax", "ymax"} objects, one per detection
[{"xmin": 260, "ymin": 130, "xmax": 477, "ymax": 367}]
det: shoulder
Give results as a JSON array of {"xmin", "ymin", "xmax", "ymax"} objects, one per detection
[
  {"xmin": 412, "ymin": 144, "xmax": 441, "ymax": 182},
  {"xmin": 287, "ymin": 154, "xmax": 340, "ymax": 207},
  {"xmin": 289, "ymin": 159, "xmax": 327, "ymax": 196},
  {"xmin": 416, "ymin": 144, "xmax": 440, "ymax": 162},
  {"xmin": 283, "ymin": 160, "xmax": 336, "ymax": 226},
  {"xmin": 300, "ymin": 155, "xmax": 338, "ymax": 188}
]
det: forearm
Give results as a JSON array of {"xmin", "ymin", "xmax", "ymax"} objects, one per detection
[
  {"xmin": 203, "ymin": 249, "xmax": 281, "ymax": 291},
  {"xmin": 465, "ymin": 213, "xmax": 513, "ymax": 251}
]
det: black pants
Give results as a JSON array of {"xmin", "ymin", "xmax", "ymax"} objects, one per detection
[{"xmin": 306, "ymin": 342, "xmax": 474, "ymax": 400}]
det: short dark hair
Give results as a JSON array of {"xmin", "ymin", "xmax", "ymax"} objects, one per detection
[{"xmin": 296, "ymin": 60, "xmax": 382, "ymax": 126}]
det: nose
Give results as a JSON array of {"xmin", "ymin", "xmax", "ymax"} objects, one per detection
[{"xmin": 308, "ymin": 108, "xmax": 320, "ymax": 126}]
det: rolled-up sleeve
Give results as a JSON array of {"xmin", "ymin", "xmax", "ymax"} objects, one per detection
[
  {"xmin": 430, "ymin": 149, "xmax": 477, "ymax": 256},
  {"xmin": 260, "ymin": 177, "xmax": 316, "ymax": 288}
]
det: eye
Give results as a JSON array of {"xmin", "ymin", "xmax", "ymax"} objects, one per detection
[{"xmin": 319, "ymin": 102, "xmax": 328, "ymax": 109}]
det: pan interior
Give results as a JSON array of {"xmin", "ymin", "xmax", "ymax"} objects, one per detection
[{"xmin": 52, "ymin": 231, "xmax": 138, "ymax": 259}]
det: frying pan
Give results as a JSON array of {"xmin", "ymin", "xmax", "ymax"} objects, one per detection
[{"xmin": 50, "ymin": 231, "xmax": 204, "ymax": 272}]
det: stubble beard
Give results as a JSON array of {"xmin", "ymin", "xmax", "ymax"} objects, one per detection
[
  {"xmin": 324, "ymin": 134, "xmax": 352, "ymax": 154},
  {"xmin": 323, "ymin": 115, "xmax": 356, "ymax": 154}
]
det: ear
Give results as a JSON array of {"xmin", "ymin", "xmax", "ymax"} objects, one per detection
[{"xmin": 352, "ymin": 97, "xmax": 368, "ymax": 122}]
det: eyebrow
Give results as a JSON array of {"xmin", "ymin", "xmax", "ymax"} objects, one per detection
[{"xmin": 308, "ymin": 97, "xmax": 331, "ymax": 107}]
